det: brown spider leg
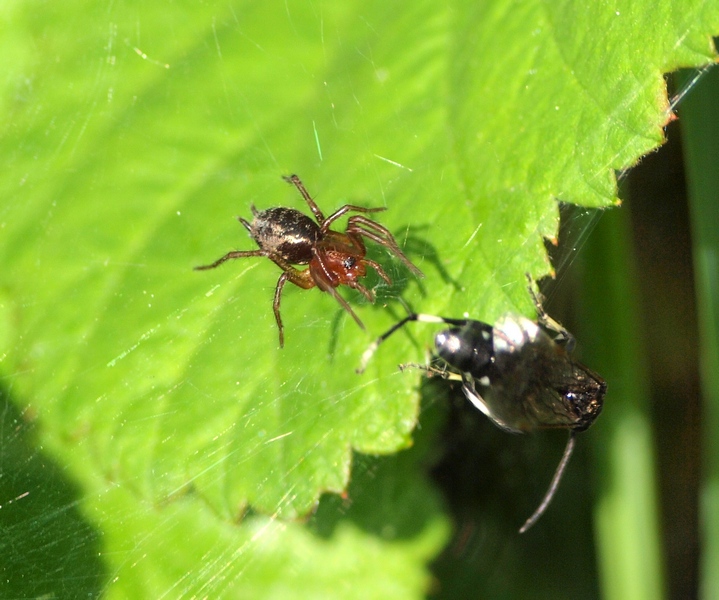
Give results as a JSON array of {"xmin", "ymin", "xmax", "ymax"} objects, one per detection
[
  {"xmin": 194, "ymin": 249, "xmax": 266, "ymax": 270},
  {"xmin": 346, "ymin": 216, "xmax": 424, "ymax": 277},
  {"xmin": 283, "ymin": 174, "xmax": 326, "ymax": 223},
  {"xmin": 346, "ymin": 280, "xmax": 375, "ymax": 302},
  {"xmin": 321, "ymin": 204, "xmax": 386, "ymax": 231},
  {"xmin": 359, "ymin": 256, "xmax": 392, "ymax": 285},
  {"xmin": 319, "ymin": 282, "xmax": 366, "ymax": 330},
  {"xmin": 273, "ymin": 272, "xmax": 290, "ymax": 348},
  {"xmin": 270, "ymin": 265, "xmax": 315, "ymax": 348},
  {"xmin": 194, "ymin": 216, "xmax": 260, "ymax": 270}
]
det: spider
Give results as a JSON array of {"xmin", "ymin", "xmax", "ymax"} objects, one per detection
[
  {"xmin": 358, "ymin": 275, "xmax": 605, "ymax": 532},
  {"xmin": 195, "ymin": 174, "xmax": 423, "ymax": 347}
]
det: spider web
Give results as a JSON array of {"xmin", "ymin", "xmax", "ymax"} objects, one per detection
[{"xmin": 0, "ymin": 1, "xmax": 717, "ymax": 598}]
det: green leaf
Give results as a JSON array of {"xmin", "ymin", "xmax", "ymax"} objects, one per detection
[
  {"xmin": 1, "ymin": 0, "xmax": 717, "ymax": 596},
  {"xmin": 91, "ymin": 443, "xmax": 449, "ymax": 600}
]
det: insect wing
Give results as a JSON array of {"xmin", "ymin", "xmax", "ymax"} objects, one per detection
[
  {"xmin": 542, "ymin": 358, "xmax": 605, "ymax": 432},
  {"xmin": 477, "ymin": 315, "xmax": 604, "ymax": 432}
]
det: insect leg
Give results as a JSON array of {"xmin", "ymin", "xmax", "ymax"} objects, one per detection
[
  {"xmin": 518, "ymin": 431, "xmax": 577, "ymax": 533},
  {"xmin": 525, "ymin": 273, "xmax": 575, "ymax": 349},
  {"xmin": 358, "ymin": 313, "xmax": 436, "ymax": 373}
]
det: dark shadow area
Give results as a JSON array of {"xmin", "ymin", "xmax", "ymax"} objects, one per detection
[
  {"xmin": 427, "ymin": 382, "xmax": 599, "ymax": 599},
  {"xmin": 0, "ymin": 387, "xmax": 106, "ymax": 599},
  {"xmin": 309, "ymin": 382, "xmax": 447, "ymax": 541},
  {"xmin": 364, "ymin": 226, "xmax": 460, "ymax": 308},
  {"xmin": 626, "ymin": 112, "xmax": 701, "ymax": 600},
  {"xmin": 402, "ymin": 230, "xmax": 464, "ymax": 294}
]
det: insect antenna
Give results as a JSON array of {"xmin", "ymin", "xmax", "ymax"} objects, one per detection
[{"xmin": 519, "ymin": 431, "xmax": 577, "ymax": 534}]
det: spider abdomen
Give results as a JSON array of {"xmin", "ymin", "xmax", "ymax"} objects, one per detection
[{"xmin": 249, "ymin": 207, "xmax": 321, "ymax": 264}]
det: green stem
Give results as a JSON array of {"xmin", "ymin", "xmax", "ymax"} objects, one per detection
[
  {"xmin": 679, "ymin": 66, "xmax": 719, "ymax": 600},
  {"xmin": 580, "ymin": 206, "xmax": 665, "ymax": 600}
]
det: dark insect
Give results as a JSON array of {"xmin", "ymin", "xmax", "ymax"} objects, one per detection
[
  {"xmin": 358, "ymin": 276, "xmax": 606, "ymax": 532},
  {"xmin": 196, "ymin": 175, "xmax": 423, "ymax": 347}
]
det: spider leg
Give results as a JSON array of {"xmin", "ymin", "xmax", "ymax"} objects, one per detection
[
  {"xmin": 272, "ymin": 272, "xmax": 291, "ymax": 348},
  {"xmin": 270, "ymin": 265, "xmax": 315, "ymax": 347},
  {"xmin": 347, "ymin": 216, "xmax": 423, "ymax": 277},
  {"xmin": 239, "ymin": 215, "xmax": 253, "ymax": 231},
  {"xmin": 195, "ymin": 214, "xmax": 262, "ymax": 270},
  {"xmin": 360, "ymin": 257, "xmax": 392, "ymax": 285},
  {"xmin": 319, "ymin": 281, "xmax": 366, "ymax": 330},
  {"xmin": 264, "ymin": 253, "xmax": 311, "ymax": 281},
  {"xmin": 346, "ymin": 280, "xmax": 375, "ymax": 302},
  {"xmin": 283, "ymin": 174, "xmax": 326, "ymax": 224},
  {"xmin": 322, "ymin": 204, "xmax": 386, "ymax": 230},
  {"xmin": 194, "ymin": 249, "xmax": 265, "ymax": 270}
]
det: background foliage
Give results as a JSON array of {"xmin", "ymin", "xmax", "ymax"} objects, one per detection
[{"xmin": 1, "ymin": 0, "xmax": 717, "ymax": 597}]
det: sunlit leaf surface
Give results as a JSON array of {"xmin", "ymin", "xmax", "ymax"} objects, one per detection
[{"xmin": 1, "ymin": 0, "xmax": 717, "ymax": 596}]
